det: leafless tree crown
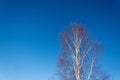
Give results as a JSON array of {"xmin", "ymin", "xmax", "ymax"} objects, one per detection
[{"xmin": 57, "ymin": 24, "xmax": 109, "ymax": 80}]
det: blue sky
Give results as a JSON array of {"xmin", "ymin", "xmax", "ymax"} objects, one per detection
[{"xmin": 0, "ymin": 0, "xmax": 120, "ymax": 80}]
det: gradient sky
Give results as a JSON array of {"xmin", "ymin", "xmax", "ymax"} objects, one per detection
[{"xmin": 0, "ymin": 0, "xmax": 120, "ymax": 80}]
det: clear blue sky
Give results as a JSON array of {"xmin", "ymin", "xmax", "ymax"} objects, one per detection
[{"xmin": 0, "ymin": 0, "xmax": 120, "ymax": 80}]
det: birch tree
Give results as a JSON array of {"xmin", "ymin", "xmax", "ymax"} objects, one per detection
[{"xmin": 57, "ymin": 23, "xmax": 109, "ymax": 80}]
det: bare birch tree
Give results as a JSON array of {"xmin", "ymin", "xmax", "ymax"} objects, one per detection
[{"xmin": 57, "ymin": 23, "xmax": 109, "ymax": 80}]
